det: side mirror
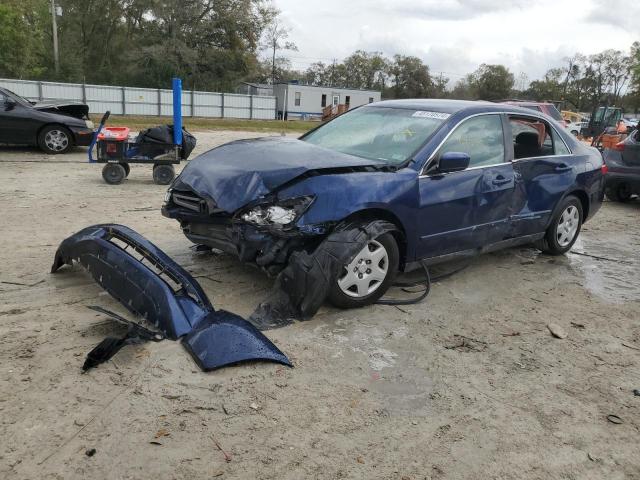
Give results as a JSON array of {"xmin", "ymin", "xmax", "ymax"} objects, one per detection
[
  {"xmin": 438, "ymin": 152, "xmax": 470, "ymax": 173},
  {"xmin": 4, "ymin": 99, "xmax": 16, "ymax": 111}
]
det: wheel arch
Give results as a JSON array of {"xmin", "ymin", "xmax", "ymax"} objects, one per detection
[
  {"xmin": 567, "ymin": 189, "xmax": 589, "ymax": 221},
  {"xmin": 339, "ymin": 208, "xmax": 408, "ymax": 268}
]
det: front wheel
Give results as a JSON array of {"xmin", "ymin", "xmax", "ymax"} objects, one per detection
[
  {"xmin": 327, "ymin": 232, "xmax": 399, "ymax": 308},
  {"xmin": 38, "ymin": 125, "xmax": 73, "ymax": 154},
  {"xmin": 536, "ymin": 195, "xmax": 583, "ymax": 255}
]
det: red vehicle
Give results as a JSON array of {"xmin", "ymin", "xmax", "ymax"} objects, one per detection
[{"xmin": 501, "ymin": 101, "xmax": 567, "ymax": 126}]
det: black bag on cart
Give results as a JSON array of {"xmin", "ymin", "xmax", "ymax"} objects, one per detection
[{"xmin": 136, "ymin": 125, "xmax": 197, "ymax": 160}]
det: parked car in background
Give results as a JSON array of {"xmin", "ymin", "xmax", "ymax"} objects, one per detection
[
  {"xmin": 566, "ymin": 120, "xmax": 588, "ymax": 136},
  {"xmin": 501, "ymin": 100, "xmax": 567, "ymax": 125},
  {"xmin": 0, "ymin": 87, "xmax": 94, "ymax": 154},
  {"xmin": 163, "ymin": 99, "xmax": 605, "ymax": 308},
  {"xmin": 622, "ymin": 118, "xmax": 638, "ymax": 131},
  {"xmin": 603, "ymin": 129, "xmax": 640, "ymax": 202}
]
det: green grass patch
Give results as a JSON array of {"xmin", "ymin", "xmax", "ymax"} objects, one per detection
[{"xmin": 91, "ymin": 114, "xmax": 316, "ymax": 133}]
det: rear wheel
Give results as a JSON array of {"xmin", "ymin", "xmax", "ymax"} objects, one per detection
[
  {"xmin": 102, "ymin": 163, "xmax": 126, "ymax": 185},
  {"xmin": 536, "ymin": 195, "xmax": 583, "ymax": 255},
  {"xmin": 38, "ymin": 125, "xmax": 72, "ymax": 154},
  {"xmin": 120, "ymin": 163, "xmax": 130, "ymax": 177},
  {"xmin": 327, "ymin": 232, "xmax": 399, "ymax": 308},
  {"xmin": 153, "ymin": 164, "xmax": 175, "ymax": 185},
  {"xmin": 605, "ymin": 183, "xmax": 633, "ymax": 202}
]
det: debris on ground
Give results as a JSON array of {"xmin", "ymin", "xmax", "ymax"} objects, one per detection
[
  {"xmin": 212, "ymin": 437, "xmax": 232, "ymax": 462},
  {"xmin": 606, "ymin": 414, "xmax": 623, "ymax": 424},
  {"xmin": 547, "ymin": 323, "xmax": 568, "ymax": 339}
]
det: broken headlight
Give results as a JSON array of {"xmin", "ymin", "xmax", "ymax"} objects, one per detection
[{"xmin": 241, "ymin": 196, "xmax": 314, "ymax": 226}]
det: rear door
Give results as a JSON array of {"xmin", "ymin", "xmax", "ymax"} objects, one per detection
[
  {"xmin": 622, "ymin": 130, "xmax": 640, "ymax": 165},
  {"xmin": 508, "ymin": 115, "xmax": 575, "ymax": 237},
  {"xmin": 417, "ymin": 113, "xmax": 515, "ymax": 259},
  {"xmin": 0, "ymin": 92, "xmax": 10, "ymax": 143}
]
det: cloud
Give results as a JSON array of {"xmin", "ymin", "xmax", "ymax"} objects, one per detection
[
  {"xmin": 585, "ymin": 0, "xmax": 640, "ymax": 33},
  {"xmin": 388, "ymin": 0, "xmax": 536, "ymax": 21}
]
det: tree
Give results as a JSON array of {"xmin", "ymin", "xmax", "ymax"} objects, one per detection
[
  {"xmin": 468, "ymin": 64, "xmax": 514, "ymax": 100},
  {"xmin": 341, "ymin": 50, "xmax": 388, "ymax": 90},
  {"xmin": 387, "ymin": 55, "xmax": 433, "ymax": 98},
  {"xmin": 0, "ymin": 2, "xmax": 47, "ymax": 79},
  {"xmin": 262, "ymin": 18, "xmax": 297, "ymax": 85}
]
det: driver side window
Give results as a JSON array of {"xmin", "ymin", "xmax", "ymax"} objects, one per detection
[{"xmin": 438, "ymin": 115, "xmax": 505, "ymax": 168}]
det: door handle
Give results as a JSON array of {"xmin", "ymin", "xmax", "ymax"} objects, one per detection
[
  {"xmin": 492, "ymin": 175, "xmax": 512, "ymax": 186},
  {"xmin": 555, "ymin": 163, "xmax": 571, "ymax": 172}
]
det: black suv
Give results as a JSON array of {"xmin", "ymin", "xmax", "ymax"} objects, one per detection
[{"xmin": 603, "ymin": 128, "xmax": 640, "ymax": 202}]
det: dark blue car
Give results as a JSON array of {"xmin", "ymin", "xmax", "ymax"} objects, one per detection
[{"xmin": 162, "ymin": 99, "xmax": 605, "ymax": 308}]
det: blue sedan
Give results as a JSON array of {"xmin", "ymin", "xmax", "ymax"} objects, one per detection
[{"xmin": 162, "ymin": 99, "xmax": 605, "ymax": 309}]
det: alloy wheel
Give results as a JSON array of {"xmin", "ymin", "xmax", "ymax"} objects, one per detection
[
  {"xmin": 556, "ymin": 205, "xmax": 580, "ymax": 247},
  {"xmin": 44, "ymin": 129, "xmax": 69, "ymax": 152}
]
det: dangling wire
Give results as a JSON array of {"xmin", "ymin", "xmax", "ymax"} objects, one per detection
[{"xmin": 376, "ymin": 260, "xmax": 470, "ymax": 306}]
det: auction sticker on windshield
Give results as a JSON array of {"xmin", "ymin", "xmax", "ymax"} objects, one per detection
[{"xmin": 412, "ymin": 111, "xmax": 451, "ymax": 120}]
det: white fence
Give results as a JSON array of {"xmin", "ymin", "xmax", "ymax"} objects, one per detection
[{"xmin": 0, "ymin": 78, "xmax": 276, "ymax": 120}]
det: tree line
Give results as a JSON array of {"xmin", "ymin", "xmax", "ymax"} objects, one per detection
[{"xmin": 1, "ymin": 0, "xmax": 639, "ymax": 113}]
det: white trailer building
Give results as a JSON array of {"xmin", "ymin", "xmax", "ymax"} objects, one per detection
[{"xmin": 272, "ymin": 83, "xmax": 381, "ymax": 120}]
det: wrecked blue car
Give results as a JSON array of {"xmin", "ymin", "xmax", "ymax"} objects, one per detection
[{"xmin": 162, "ymin": 99, "xmax": 605, "ymax": 313}]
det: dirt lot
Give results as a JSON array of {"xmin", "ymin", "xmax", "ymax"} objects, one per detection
[{"xmin": 1, "ymin": 131, "xmax": 639, "ymax": 480}]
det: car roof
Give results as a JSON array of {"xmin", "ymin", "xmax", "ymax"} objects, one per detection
[{"xmin": 367, "ymin": 98, "xmax": 552, "ymax": 117}]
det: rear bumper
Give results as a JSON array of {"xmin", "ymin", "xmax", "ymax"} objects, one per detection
[{"xmin": 605, "ymin": 171, "xmax": 640, "ymax": 192}]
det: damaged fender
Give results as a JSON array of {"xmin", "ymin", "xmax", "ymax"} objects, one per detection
[
  {"xmin": 251, "ymin": 220, "xmax": 397, "ymax": 329},
  {"xmin": 52, "ymin": 224, "xmax": 291, "ymax": 370}
]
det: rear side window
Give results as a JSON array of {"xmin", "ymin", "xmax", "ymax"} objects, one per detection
[
  {"xmin": 509, "ymin": 116, "xmax": 570, "ymax": 159},
  {"xmin": 546, "ymin": 105, "xmax": 564, "ymax": 122},
  {"xmin": 551, "ymin": 128, "xmax": 570, "ymax": 155},
  {"xmin": 438, "ymin": 115, "xmax": 505, "ymax": 168}
]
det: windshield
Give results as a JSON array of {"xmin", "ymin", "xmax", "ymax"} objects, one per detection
[
  {"xmin": 302, "ymin": 106, "xmax": 448, "ymax": 164},
  {"xmin": 1, "ymin": 88, "xmax": 32, "ymax": 108}
]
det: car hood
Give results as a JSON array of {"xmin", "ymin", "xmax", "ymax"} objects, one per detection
[
  {"xmin": 33, "ymin": 101, "xmax": 89, "ymax": 120},
  {"xmin": 172, "ymin": 137, "xmax": 386, "ymax": 212}
]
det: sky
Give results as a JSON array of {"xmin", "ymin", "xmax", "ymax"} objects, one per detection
[{"xmin": 272, "ymin": 0, "xmax": 639, "ymax": 86}]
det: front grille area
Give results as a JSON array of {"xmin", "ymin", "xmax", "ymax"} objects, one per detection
[{"xmin": 172, "ymin": 191, "xmax": 207, "ymax": 213}]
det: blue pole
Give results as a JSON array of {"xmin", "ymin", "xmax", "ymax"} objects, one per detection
[{"xmin": 172, "ymin": 78, "xmax": 182, "ymax": 146}]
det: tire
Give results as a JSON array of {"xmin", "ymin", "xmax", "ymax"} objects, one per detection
[
  {"xmin": 536, "ymin": 195, "xmax": 583, "ymax": 255},
  {"xmin": 38, "ymin": 125, "xmax": 73, "ymax": 154},
  {"xmin": 120, "ymin": 163, "xmax": 130, "ymax": 177},
  {"xmin": 102, "ymin": 163, "xmax": 126, "ymax": 185},
  {"xmin": 605, "ymin": 183, "xmax": 633, "ymax": 202},
  {"xmin": 153, "ymin": 164, "xmax": 175, "ymax": 185},
  {"xmin": 327, "ymin": 231, "xmax": 399, "ymax": 309}
]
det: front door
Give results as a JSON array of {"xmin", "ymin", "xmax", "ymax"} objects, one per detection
[
  {"xmin": 417, "ymin": 114, "xmax": 515, "ymax": 259},
  {"xmin": 332, "ymin": 95, "xmax": 340, "ymax": 107}
]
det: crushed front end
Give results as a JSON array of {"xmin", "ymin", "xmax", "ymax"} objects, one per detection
[{"xmin": 162, "ymin": 188, "xmax": 329, "ymax": 275}]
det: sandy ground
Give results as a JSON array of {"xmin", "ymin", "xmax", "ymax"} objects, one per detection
[{"xmin": 1, "ymin": 131, "xmax": 639, "ymax": 480}]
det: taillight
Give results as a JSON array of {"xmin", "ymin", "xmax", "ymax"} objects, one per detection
[
  {"xmin": 601, "ymin": 164, "xmax": 608, "ymax": 175},
  {"xmin": 612, "ymin": 142, "xmax": 625, "ymax": 151}
]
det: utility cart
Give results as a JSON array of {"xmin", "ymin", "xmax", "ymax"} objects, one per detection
[{"xmin": 88, "ymin": 78, "xmax": 194, "ymax": 185}]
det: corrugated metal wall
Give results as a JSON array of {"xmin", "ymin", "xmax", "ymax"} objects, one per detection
[{"xmin": 0, "ymin": 78, "xmax": 276, "ymax": 120}]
